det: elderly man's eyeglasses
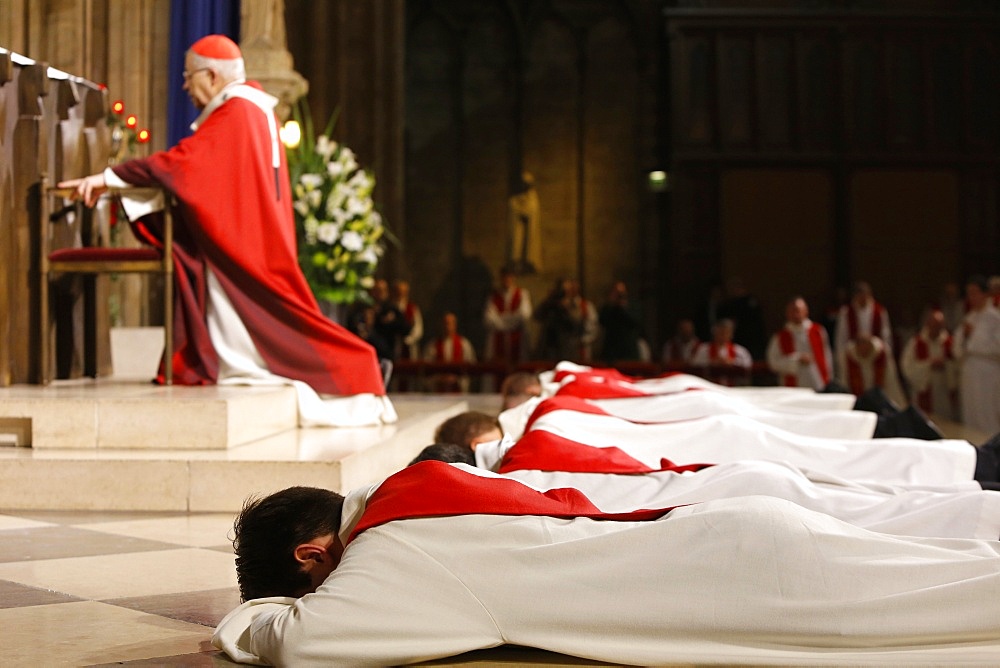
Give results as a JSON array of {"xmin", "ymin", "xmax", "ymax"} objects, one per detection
[{"xmin": 182, "ymin": 68, "xmax": 211, "ymax": 81}]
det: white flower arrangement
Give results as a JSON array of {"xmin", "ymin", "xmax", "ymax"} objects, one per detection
[{"xmin": 287, "ymin": 107, "xmax": 392, "ymax": 305}]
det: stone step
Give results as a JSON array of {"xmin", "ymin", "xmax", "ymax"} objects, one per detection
[
  {"xmin": 0, "ymin": 381, "xmax": 471, "ymax": 511},
  {"xmin": 0, "ymin": 381, "xmax": 298, "ymax": 450}
]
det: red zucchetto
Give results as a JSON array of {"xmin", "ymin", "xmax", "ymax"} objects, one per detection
[{"xmin": 189, "ymin": 34, "xmax": 242, "ymax": 60}]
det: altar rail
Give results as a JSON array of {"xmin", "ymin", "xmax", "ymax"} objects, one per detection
[
  {"xmin": 0, "ymin": 49, "xmax": 112, "ymax": 385},
  {"xmin": 391, "ymin": 360, "xmax": 779, "ymax": 393}
]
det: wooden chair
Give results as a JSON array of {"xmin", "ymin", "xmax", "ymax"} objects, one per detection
[{"xmin": 39, "ymin": 177, "xmax": 174, "ymax": 385}]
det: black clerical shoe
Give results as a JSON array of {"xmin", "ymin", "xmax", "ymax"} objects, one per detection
[
  {"xmin": 974, "ymin": 434, "xmax": 1000, "ymax": 486},
  {"xmin": 980, "ymin": 431, "xmax": 1000, "ymax": 453},
  {"xmin": 853, "ymin": 387, "xmax": 901, "ymax": 417},
  {"xmin": 898, "ymin": 406, "xmax": 944, "ymax": 440},
  {"xmin": 872, "ymin": 405, "xmax": 943, "ymax": 440},
  {"xmin": 820, "ymin": 380, "xmax": 852, "ymax": 394}
]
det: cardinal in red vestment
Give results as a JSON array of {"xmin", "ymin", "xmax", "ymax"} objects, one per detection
[{"xmin": 60, "ymin": 35, "xmax": 392, "ymax": 425}]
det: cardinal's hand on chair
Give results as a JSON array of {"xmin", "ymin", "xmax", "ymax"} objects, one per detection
[{"xmin": 58, "ymin": 173, "xmax": 107, "ymax": 207}]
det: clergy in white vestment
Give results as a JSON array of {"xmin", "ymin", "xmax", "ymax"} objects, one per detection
[
  {"xmin": 498, "ymin": 458, "xmax": 1000, "ymax": 540},
  {"xmin": 954, "ymin": 276, "xmax": 1000, "ymax": 434},
  {"xmin": 423, "ymin": 312, "xmax": 476, "ymax": 392},
  {"xmin": 900, "ymin": 308, "xmax": 958, "ymax": 420},
  {"xmin": 542, "ymin": 361, "xmax": 857, "ymax": 411},
  {"xmin": 766, "ymin": 296, "xmax": 834, "ymax": 390},
  {"xmin": 483, "ymin": 267, "xmax": 532, "ymax": 363},
  {"xmin": 214, "ymin": 463, "xmax": 1000, "ymax": 667},
  {"xmin": 689, "ymin": 318, "xmax": 752, "ymax": 385},
  {"xmin": 485, "ymin": 395, "xmax": 976, "ymax": 487},
  {"xmin": 837, "ymin": 334, "xmax": 908, "ymax": 406},
  {"xmin": 834, "ymin": 280, "xmax": 895, "ymax": 365}
]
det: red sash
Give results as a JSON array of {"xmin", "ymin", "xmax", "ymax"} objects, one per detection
[
  {"xmin": 913, "ymin": 333, "xmax": 954, "ymax": 412},
  {"xmin": 846, "ymin": 347, "xmax": 886, "ymax": 396},
  {"xmin": 348, "ymin": 461, "xmax": 680, "ymax": 544},
  {"xmin": 401, "ymin": 301, "xmax": 418, "ymax": 327},
  {"xmin": 490, "ymin": 288, "xmax": 523, "ymax": 361},
  {"xmin": 499, "ymin": 429, "xmax": 714, "ymax": 475},
  {"xmin": 708, "ymin": 342, "xmax": 735, "ymax": 362},
  {"xmin": 434, "ymin": 335, "xmax": 465, "ymax": 362},
  {"xmin": 777, "ymin": 323, "xmax": 830, "ymax": 387},
  {"xmin": 846, "ymin": 302, "xmax": 884, "ymax": 340}
]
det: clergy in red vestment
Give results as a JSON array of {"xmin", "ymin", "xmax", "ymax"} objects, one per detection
[
  {"xmin": 766, "ymin": 296, "xmax": 833, "ymax": 390},
  {"xmin": 59, "ymin": 35, "xmax": 393, "ymax": 427},
  {"xmin": 423, "ymin": 312, "xmax": 476, "ymax": 392},
  {"xmin": 483, "ymin": 267, "xmax": 532, "ymax": 363},
  {"xmin": 689, "ymin": 318, "xmax": 752, "ymax": 386},
  {"xmin": 900, "ymin": 308, "xmax": 958, "ymax": 420}
]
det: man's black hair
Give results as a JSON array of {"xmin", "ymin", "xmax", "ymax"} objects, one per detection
[
  {"xmin": 967, "ymin": 274, "xmax": 989, "ymax": 292},
  {"xmin": 433, "ymin": 411, "xmax": 500, "ymax": 449},
  {"xmin": 408, "ymin": 443, "xmax": 477, "ymax": 467},
  {"xmin": 233, "ymin": 486, "xmax": 344, "ymax": 602}
]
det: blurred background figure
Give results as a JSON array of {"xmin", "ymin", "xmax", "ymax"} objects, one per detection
[
  {"xmin": 597, "ymin": 281, "xmax": 645, "ymax": 364},
  {"xmin": 766, "ymin": 296, "xmax": 833, "ymax": 390},
  {"xmin": 954, "ymin": 275, "xmax": 1000, "ymax": 434},
  {"xmin": 662, "ymin": 318, "xmax": 700, "ymax": 366},
  {"xmin": 424, "ymin": 312, "xmax": 476, "ymax": 393},
  {"xmin": 900, "ymin": 308, "xmax": 958, "ymax": 421}
]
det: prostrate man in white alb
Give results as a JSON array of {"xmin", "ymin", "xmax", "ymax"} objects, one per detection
[
  {"xmin": 214, "ymin": 463, "xmax": 1000, "ymax": 666},
  {"xmin": 483, "ymin": 393, "xmax": 999, "ymax": 489}
]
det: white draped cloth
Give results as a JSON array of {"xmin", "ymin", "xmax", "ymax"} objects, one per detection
[
  {"xmin": 214, "ymin": 475, "xmax": 1000, "ymax": 666},
  {"xmin": 503, "ymin": 461, "xmax": 1000, "ymax": 540},
  {"xmin": 487, "ymin": 396, "xmax": 976, "ymax": 486},
  {"xmin": 540, "ymin": 361, "xmax": 857, "ymax": 411}
]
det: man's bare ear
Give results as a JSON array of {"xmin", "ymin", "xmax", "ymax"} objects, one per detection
[{"xmin": 294, "ymin": 543, "xmax": 328, "ymax": 567}]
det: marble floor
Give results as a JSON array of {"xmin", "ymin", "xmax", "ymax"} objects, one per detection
[
  {"xmin": 0, "ymin": 380, "xmax": 607, "ymax": 666},
  {"xmin": 0, "ymin": 506, "xmax": 613, "ymax": 667}
]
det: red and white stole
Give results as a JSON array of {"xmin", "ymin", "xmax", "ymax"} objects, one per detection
[
  {"xmin": 348, "ymin": 461, "xmax": 680, "ymax": 544},
  {"xmin": 846, "ymin": 345, "xmax": 887, "ymax": 396},
  {"xmin": 434, "ymin": 335, "xmax": 465, "ymax": 362},
  {"xmin": 777, "ymin": 322, "xmax": 830, "ymax": 387},
  {"xmin": 400, "ymin": 300, "xmax": 418, "ymax": 326},
  {"xmin": 491, "ymin": 288, "xmax": 523, "ymax": 360},
  {"xmin": 708, "ymin": 342, "xmax": 736, "ymax": 362},
  {"xmin": 846, "ymin": 302, "xmax": 884, "ymax": 340},
  {"xmin": 913, "ymin": 331, "xmax": 954, "ymax": 411},
  {"xmin": 498, "ymin": 429, "xmax": 714, "ymax": 475}
]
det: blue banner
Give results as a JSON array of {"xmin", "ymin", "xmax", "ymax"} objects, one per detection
[{"xmin": 167, "ymin": 0, "xmax": 240, "ymax": 148}]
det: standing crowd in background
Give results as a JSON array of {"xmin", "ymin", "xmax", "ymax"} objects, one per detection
[{"xmin": 347, "ymin": 267, "xmax": 1000, "ymax": 435}]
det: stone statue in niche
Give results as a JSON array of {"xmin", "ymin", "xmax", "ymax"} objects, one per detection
[
  {"xmin": 507, "ymin": 170, "xmax": 541, "ymax": 274},
  {"xmin": 240, "ymin": 0, "xmax": 308, "ymax": 120}
]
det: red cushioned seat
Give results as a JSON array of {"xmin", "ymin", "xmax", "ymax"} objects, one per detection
[{"xmin": 49, "ymin": 247, "xmax": 162, "ymax": 262}]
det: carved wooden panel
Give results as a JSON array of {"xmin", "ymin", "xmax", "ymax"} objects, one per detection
[
  {"xmin": 796, "ymin": 33, "xmax": 835, "ymax": 149},
  {"xmin": 664, "ymin": 9, "xmax": 1000, "ymax": 341},
  {"xmin": 717, "ymin": 35, "xmax": 752, "ymax": 146},
  {"xmin": 756, "ymin": 34, "xmax": 791, "ymax": 148}
]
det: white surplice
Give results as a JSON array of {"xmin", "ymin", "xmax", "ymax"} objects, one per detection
[{"xmin": 215, "ymin": 491, "xmax": 1000, "ymax": 666}]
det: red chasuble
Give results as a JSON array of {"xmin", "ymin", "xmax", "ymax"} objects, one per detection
[
  {"xmin": 113, "ymin": 83, "xmax": 384, "ymax": 395},
  {"xmin": 348, "ymin": 461, "xmax": 679, "ymax": 544}
]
